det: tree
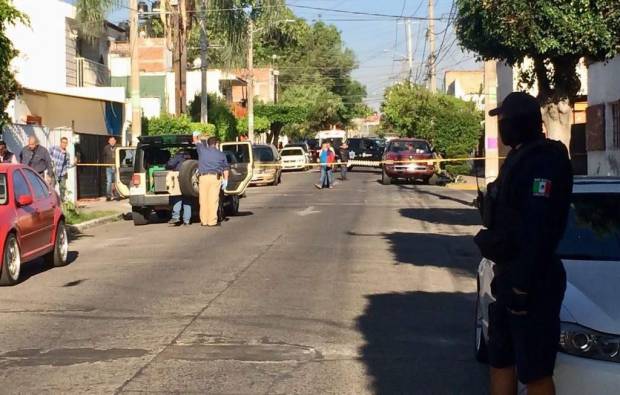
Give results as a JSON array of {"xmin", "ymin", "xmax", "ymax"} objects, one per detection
[
  {"xmin": 455, "ymin": 1, "xmax": 620, "ymax": 148},
  {"xmin": 237, "ymin": 115, "xmax": 270, "ymax": 135},
  {"xmin": 0, "ymin": 0, "xmax": 26, "ymax": 126},
  {"xmin": 255, "ymin": 102, "xmax": 307, "ymax": 144},
  {"xmin": 381, "ymin": 82, "xmax": 482, "ymax": 175},
  {"xmin": 143, "ymin": 114, "xmax": 215, "ymax": 136},
  {"xmin": 188, "ymin": 94, "xmax": 237, "ymax": 141},
  {"xmin": 280, "ymin": 85, "xmax": 346, "ymax": 133}
]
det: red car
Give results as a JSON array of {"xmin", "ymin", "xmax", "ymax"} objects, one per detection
[
  {"xmin": 0, "ymin": 164, "xmax": 68, "ymax": 285},
  {"xmin": 381, "ymin": 138, "xmax": 435, "ymax": 185}
]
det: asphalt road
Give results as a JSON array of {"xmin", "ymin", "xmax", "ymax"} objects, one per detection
[{"xmin": 0, "ymin": 169, "xmax": 488, "ymax": 394}]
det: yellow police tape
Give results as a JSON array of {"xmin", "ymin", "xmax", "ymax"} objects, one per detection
[{"xmin": 75, "ymin": 156, "xmax": 504, "ymax": 168}]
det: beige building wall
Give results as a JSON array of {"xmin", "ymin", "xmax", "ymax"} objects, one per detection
[{"xmin": 15, "ymin": 91, "xmax": 110, "ymax": 135}]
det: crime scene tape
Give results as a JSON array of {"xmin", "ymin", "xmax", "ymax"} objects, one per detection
[{"xmin": 74, "ymin": 156, "xmax": 504, "ymax": 168}]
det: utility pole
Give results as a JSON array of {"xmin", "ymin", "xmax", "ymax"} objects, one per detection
[
  {"xmin": 427, "ymin": 0, "xmax": 436, "ymax": 92},
  {"xmin": 199, "ymin": 0, "xmax": 208, "ymax": 123},
  {"xmin": 173, "ymin": 1, "xmax": 187, "ymax": 116},
  {"xmin": 405, "ymin": 18, "xmax": 414, "ymax": 84},
  {"xmin": 247, "ymin": 19, "xmax": 255, "ymax": 142},
  {"xmin": 130, "ymin": 0, "xmax": 141, "ymax": 145}
]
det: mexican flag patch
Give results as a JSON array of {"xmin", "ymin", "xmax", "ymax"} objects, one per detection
[{"xmin": 533, "ymin": 178, "xmax": 552, "ymax": 197}]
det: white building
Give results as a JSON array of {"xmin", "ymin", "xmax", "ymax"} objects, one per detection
[
  {"xmin": 587, "ymin": 56, "xmax": 620, "ymax": 176},
  {"xmin": 3, "ymin": 0, "xmax": 128, "ymax": 200}
]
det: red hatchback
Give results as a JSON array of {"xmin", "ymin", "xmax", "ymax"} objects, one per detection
[{"xmin": 0, "ymin": 164, "xmax": 68, "ymax": 285}]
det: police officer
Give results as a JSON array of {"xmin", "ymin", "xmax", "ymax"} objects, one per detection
[
  {"xmin": 475, "ymin": 92, "xmax": 572, "ymax": 395},
  {"xmin": 193, "ymin": 133, "xmax": 230, "ymax": 227}
]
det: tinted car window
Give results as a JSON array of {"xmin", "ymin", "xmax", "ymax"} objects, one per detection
[
  {"xmin": 24, "ymin": 169, "xmax": 48, "ymax": 200},
  {"xmin": 0, "ymin": 174, "xmax": 7, "ymax": 205},
  {"xmin": 556, "ymin": 193, "xmax": 620, "ymax": 261},
  {"xmin": 281, "ymin": 149, "xmax": 304, "ymax": 156},
  {"xmin": 13, "ymin": 170, "xmax": 31, "ymax": 200},
  {"xmin": 388, "ymin": 141, "xmax": 430, "ymax": 153},
  {"xmin": 253, "ymin": 147, "xmax": 275, "ymax": 162}
]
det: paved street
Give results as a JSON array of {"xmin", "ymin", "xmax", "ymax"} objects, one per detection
[{"xmin": 0, "ymin": 169, "xmax": 488, "ymax": 394}]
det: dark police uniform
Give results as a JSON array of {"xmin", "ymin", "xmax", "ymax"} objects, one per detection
[
  {"xmin": 195, "ymin": 140, "xmax": 230, "ymax": 226},
  {"xmin": 475, "ymin": 135, "xmax": 572, "ymax": 384}
]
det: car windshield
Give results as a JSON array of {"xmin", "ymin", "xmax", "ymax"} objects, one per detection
[
  {"xmin": 389, "ymin": 141, "xmax": 430, "ymax": 154},
  {"xmin": 372, "ymin": 139, "xmax": 386, "ymax": 148},
  {"xmin": 556, "ymin": 193, "xmax": 620, "ymax": 261},
  {"xmin": 0, "ymin": 174, "xmax": 6, "ymax": 205},
  {"xmin": 281, "ymin": 149, "xmax": 303, "ymax": 156},
  {"xmin": 253, "ymin": 147, "xmax": 275, "ymax": 162}
]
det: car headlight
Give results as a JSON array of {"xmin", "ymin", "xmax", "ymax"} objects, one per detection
[{"xmin": 559, "ymin": 322, "xmax": 620, "ymax": 363}]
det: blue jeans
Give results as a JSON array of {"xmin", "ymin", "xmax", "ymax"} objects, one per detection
[
  {"xmin": 319, "ymin": 167, "xmax": 334, "ymax": 187},
  {"xmin": 171, "ymin": 196, "xmax": 192, "ymax": 224},
  {"xmin": 105, "ymin": 167, "xmax": 115, "ymax": 198},
  {"xmin": 340, "ymin": 163, "xmax": 347, "ymax": 180}
]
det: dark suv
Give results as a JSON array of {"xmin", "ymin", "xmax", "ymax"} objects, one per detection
[{"xmin": 347, "ymin": 138, "xmax": 385, "ymax": 167}]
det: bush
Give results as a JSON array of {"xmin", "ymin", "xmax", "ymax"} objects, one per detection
[
  {"xmin": 143, "ymin": 114, "xmax": 215, "ymax": 136},
  {"xmin": 237, "ymin": 115, "xmax": 271, "ymax": 134}
]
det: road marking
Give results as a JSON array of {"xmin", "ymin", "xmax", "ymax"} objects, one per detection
[{"xmin": 296, "ymin": 206, "xmax": 321, "ymax": 216}]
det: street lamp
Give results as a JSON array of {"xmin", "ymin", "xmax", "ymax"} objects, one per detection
[{"xmin": 247, "ymin": 19, "xmax": 295, "ymax": 142}]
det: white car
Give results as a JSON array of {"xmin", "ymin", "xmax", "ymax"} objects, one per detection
[
  {"xmin": 475, "ymin": 177, "xmax": 620, "ymax": 394},
  {"xmin": 279, "ymin": 147, "xmax": 308, "ymax": 170}
]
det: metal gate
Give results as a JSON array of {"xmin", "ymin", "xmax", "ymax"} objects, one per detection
[{"xmin": 75, "ymin": 133, "xmax": 113, "ymax": 199}]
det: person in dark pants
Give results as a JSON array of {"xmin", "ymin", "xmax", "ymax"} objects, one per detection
[
  {"xmin": 102, "ymin": 136, "xmax": 117, "ymax": 201},
  {"xmin": 474, "ymin": 92, "xmax": 573, "ymax": 395},
  {"xmin": 19, "ymin": 136, "xmax": 53, "ymax": 179},
  {"xmin": 338, "ymin": 142, "xmax": 350, "ymax": 181},
  {"xmin": 166, "ymin": 149, "xmax": 193, "ymax": 226}
]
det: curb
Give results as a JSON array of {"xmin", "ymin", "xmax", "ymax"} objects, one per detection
[
  {"xmin": 445, "ymin": 183, "xmax": 479, "ymax": 191},
  {"xmin": 67, "ymin": 213, "xmax": 124, "ymax": 235}
]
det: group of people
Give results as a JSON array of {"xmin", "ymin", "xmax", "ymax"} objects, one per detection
[
  {"xmin": 0, "ymin": 135, "xmax": 74, "ymax": 200},
  {"xmin": 315, "ymin": 141, "xmax": 350, "ymax": 189}
]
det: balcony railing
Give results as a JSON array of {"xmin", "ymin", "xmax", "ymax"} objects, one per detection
[{"xmin": 76, "ymin": 57, "xmax": 111, "ymax": 87}]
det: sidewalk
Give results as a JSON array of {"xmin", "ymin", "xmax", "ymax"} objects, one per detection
[
  {"xmin": 445, "ymin": 175, "xmax": 484, "ymax": 191},
  {"xmin": 75, "ymin": 197, "xmax": 131, "ymax": 215}
]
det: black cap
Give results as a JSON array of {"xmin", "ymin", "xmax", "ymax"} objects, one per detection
[{"xmin": 489, "ymin": 91, "xmax": 541, "ymax": 119}]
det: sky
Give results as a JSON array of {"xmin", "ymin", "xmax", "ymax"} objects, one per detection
[{"xmin": 69, "ymin": 0, "xmax": 481, "ymax": 110}]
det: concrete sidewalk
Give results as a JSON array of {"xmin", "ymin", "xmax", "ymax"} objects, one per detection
[{"xmin": 75, "ymin": 197, "xmax": 131, "ymax": 215}]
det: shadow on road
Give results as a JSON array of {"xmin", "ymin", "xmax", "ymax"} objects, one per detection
[
  {"xmin": 17, "ymin": 251, "xmax": 80, "ymax": 284},
  {"xmin": 356, "ymin": 291, "xmax": 488, "ymax": 394},
  {"xmin": 399, "ymin": 208, "xmax": 481, "ymax": 227},
  {"xmin": 384, "ymin": 232, "xmax": 479, "ymax": 276},
  {"xmin": 398, "ymin": 185, "xmax": 476, "ymax": 207}
]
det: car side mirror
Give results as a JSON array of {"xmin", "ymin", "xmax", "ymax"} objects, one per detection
[{"xmin": 17, "ymin": 195, "xmax": 33, "ymax": 207}]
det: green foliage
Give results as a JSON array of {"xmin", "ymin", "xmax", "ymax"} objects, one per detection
[
  {"xmin": 188, "ymin": 94, "xmax": 237, "ymax": 141},
  {"xmin": 143, "ymin": 114, "xmax": 215, "ymax": 136},
  {"xmin": 455, "ymin": 0, "xmax": 620, "ymax": 101},
  {"xmin": 381, "ymin": 83, "xmax": 482, "ymax": 175},
  {"xmin": 255, "ymin": 102, "xmax": 307, "ymax": 125},
  {"xmin": 280, "ymin": 85, "xmax": 346, "ymax": 133},
  {"xmin": 62, "ymin": 201, "xmax": 116, "ymax": 225},
  {"xmin": 237, "ymin": 115, "xmax": 271, "ymax": 134},
  {"xmin": 0, "ymin": 1, "xmax": 27, "ymax": 127},
  {"xmin": 75, "ymin": 0, "xmax": 122, "ymax": 37}
]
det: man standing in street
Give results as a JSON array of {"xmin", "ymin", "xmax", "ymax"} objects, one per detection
[
  {"xmin": 338, "ymin": 141, "xmax": 350, "ymax": 181},
  {"xmin": 49, "ymin": 137, "xmax": 74, "ymax": 201},
  {"xmin": 166, "ymin": 149, "xmax": 193, "ymax": 226},
  {"xmin": 193, "ymin": 134, "xmax": 229, "ymax": 227},
  {"xmin": 102, "ymin": 136, "xmax": 117, "ymax": 201},
  {"xmin": 0, "ymin": 141, "xmax": 17, "ymax": 163},
  {"xmin": 474, "ymin": 92, "xmax": 573, "ymax": 395},
  {"xmin": 19, "ymin": 136, "xmax": 53, "ymax": 180}
]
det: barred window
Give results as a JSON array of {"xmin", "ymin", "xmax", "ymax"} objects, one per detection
[{"xmin": 612, "ymin": 101, "xmax": 620, "ymax": 149}]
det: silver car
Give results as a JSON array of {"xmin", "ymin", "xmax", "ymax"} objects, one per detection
[{"xmin": 475, "ymin": 177, "xmax": 620, "ymax": 394}]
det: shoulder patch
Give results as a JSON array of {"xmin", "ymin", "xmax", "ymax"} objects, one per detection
[{"xmin": 532, "ymin": 178, "xmax": 552, "ymax": 198}]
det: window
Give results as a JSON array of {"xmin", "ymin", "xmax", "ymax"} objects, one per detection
[
  {"xmin": 611, "ymin": 101, "xmax": 620, "ymax": 149},
  {"xmin": 23, "ymin": 169, "xmax": 49, "ymax": 200},
  {"xmin": 253, "ymin": 147, "xmax": 275, "ymax": 162},
  {"xmin": 0, "ymin": 174, "xmax": 7, "ymax": 205},
  {"xmin": 13, "ymin": 171, "xmax": 31, "ymax": 200},
  {"xmin": 556, "ymin": 194, "xmax": 620, "ymax": 261}
]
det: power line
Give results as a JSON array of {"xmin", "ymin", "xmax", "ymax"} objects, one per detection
[{"xmin": 288, "ymin": 4, "xmax": 447, "ymax": 20}]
